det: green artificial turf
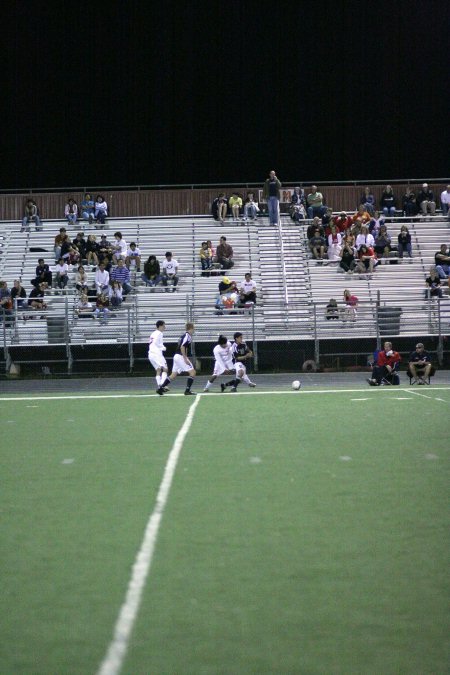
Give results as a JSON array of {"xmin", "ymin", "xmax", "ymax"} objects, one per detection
[{"xmin": 1, "ymin": 389, "xmax": 449, "ymax": 674}]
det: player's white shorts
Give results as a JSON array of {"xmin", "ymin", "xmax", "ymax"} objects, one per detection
[
  {"xmin": 235, "ymin": 362, "xmax": 246, "ymax": 377},
  {"xmin": 213, "ymin": 360, "xmax": 234, "ymax": 377},
  {"xmin": 148, "ymin": 352, "xmax": 167, "ymax": 370},
  {"xmin": 172, "ymin": 354, "xmax": 193, "ymax": 374}
]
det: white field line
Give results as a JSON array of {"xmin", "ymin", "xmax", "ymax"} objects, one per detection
[
  {"xmin": 407, "ymin": 389, "xmax": 450, "ymax": 404},
  {"xmin": 96, "ymin": 394, "xmax": 201, "ymax": 675},
  {"xmin": 1, "ymin": 387, "xmax": 450, "ymax": 402}
]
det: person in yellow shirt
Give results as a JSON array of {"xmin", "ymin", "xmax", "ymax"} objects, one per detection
[{"xmin": 228, "ymin": 192, "xmax": 243, "ymax": 221}]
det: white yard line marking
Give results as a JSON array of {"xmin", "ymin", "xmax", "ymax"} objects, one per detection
[
  {"xmin": 351, "ymin": 398, "xmax": 369, "ymax": 401},
  {"xmin": 96, "ymin": 394, "xmax": 201, "ymax": 675},
  {"xmin": 407, "ymin": 390, "xmax": 450, "ymax": 403}
]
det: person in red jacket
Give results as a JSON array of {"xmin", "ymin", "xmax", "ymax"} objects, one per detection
[{"xmin": 367, "ymin": 341, "xmax": 401, "ymax": 386}]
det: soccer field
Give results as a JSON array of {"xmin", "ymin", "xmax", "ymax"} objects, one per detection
[{"xmin": 1, "ymin": 381, "xmax": 449, "ymax": 675}]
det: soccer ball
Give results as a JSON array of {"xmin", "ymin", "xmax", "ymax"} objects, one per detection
[{"xmin": 292, "ymin": 380, "xmax": 301, "ymax": 390}]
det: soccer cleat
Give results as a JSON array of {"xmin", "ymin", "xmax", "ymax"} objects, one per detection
[
  {"xmin": 203, "ymin": 387, "xmax": 210, "ymax": 392},
  {"xmin": 230, "ymin": 386, "xmax": 237, "ymax": 392},
  {"xmin": 248, "ymin": 382, "xmax": 256, "ymax": 387},
  {"xmin": 220, "ymin": 383, "xmax": 226, "ymax": 392},
  {"xmin": 162, "ymin": 386, "xmax": 170, "ymax": 392},
  {"xmin": 184, "ymin": 390, "xmax": 196, "ymax": 395},
  {"xmin": 156, "ymin": 387, "xmax": 164, "ymax": 395}
]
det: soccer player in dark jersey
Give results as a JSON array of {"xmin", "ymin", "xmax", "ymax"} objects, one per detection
[
  {"xmin": 165, "ymin": 322, "xmax": 196, "ymax": 395},
  {"xmin": 222, "ymin": 332, "xmax": 256, "ymax": 392}
]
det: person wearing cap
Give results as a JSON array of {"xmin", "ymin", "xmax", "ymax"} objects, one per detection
[
  {"xmin": 408, "ymin": 343, "xmax": 433, "ymax": 385},
  {"xmin": 162, "ymin": 252, "xmax": 179, "ymax": 291},
  {"xmin": 416, "ymin": 183, "xmax": 436, "ymax": 216},
  {"xmin": 218, "ymin": 276, "xmax": 237, "ymax": 296}
]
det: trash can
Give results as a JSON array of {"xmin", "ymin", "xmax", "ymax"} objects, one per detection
[
  {"xmin": 378, "ymin": 306, "xmax": 402, "ymax": 336},
  {"xmin": 46, "ymin": 317, "xmax": 66, "ymax": 344}
]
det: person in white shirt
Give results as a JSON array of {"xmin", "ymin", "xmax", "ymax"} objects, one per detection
[
  {"xmin": 125, "ymin": 242, "xmax": 142, "ymax": 271},
  {"xmin": 94, "ymin": 262, "xmax": 110, "ymax": 294},
  {"xmin": 440, "ymin": 184, "xmax": 450, "ymax": 216},
  {"xmin": 239, "ymin": 273, "xmax": 257, "ymax": 305},
  {"xmin": 94, "ymin": 195, "xmax": 108, "ymax": 227},
  {"xmin": 112, "ymin": 231, "xmax": 128, "ymax": 262},
  {"xmin": 54, "ymin": 258, "xmax": 69, "ymax": 289},
  {"xmin": 355, "ymin": 225, "xmax": 375, "ymax": 251},
  {"xmin": 203, "ymin": 335, "xmax": 235, "ymax": 391},
  {"xmin": 148, "ymin": 320, "xmax": 170, "ymax": 395},
  {"xmin": 162, "ymin": 252, "xmax": 179, "ymax": 291}
]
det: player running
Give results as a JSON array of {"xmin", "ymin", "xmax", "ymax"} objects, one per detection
[
  {"xmin": 165, "ymin": 322, "xmax": 197, "ymax": 395},
  {"xmin": 222, "ymin": 331, "xmax": 256, "ymax": 392},
  {"xmin": 203, "ymin": 335, "xmax": 235, "ymax": 392},
  {"xmin": 148, "ymin": 320, "xmax": 169, "ymax": 395}
]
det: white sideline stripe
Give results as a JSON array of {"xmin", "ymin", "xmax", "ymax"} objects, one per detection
[
  {"xmin": 408, "ymin": 389, "xmax": 450, "ymax": 403},
  {"xmin": 96, "ymin": 394, "xmax": 201, "ymax": 675},
  {"xmin": 2, "ymin": 387, "xmax": 450, "ymax": 402}
]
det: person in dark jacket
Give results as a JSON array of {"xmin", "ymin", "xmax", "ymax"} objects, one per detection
[
  {"xmin": 397, "ymin": 225, "xmax": 412, "ymax": 259},
  {"xmin": 31, "ymin": 258, "xmax": 52, "ymax": 288},
  {"xmin": 402, "ymin": 188, "xmax": 417, "ymax": 217},
  {"xmin": 416, "ymin": 183, "xmax": 436, "ymax": 216},
  {"xmin": 380, "ymin": 185, "xmax": 397, "ymax": 217},
  {"xmin": 141, "ymin": 255, "xmax": 161, "ymax": 287}
]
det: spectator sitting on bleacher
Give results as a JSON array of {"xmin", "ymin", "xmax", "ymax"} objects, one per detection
[
  {"xmin": 229, "ymin": 192, "xmax": 243, "ymax": 221},
  {"xmin": 216, "ymin": 236, "xmax": 234, "ymax": 269},
  {"xmin": 332, "ymin": 212, "xmax": 352, "ymax": 234},
  {"xmin": 380, "ymin": 185, "xmax": 397, "ymax": 217},
  {"xmin": 0, "ymin": 281, "xmax": 13, "ymax": 323},
  {"xmin": 355, "ymin": 225, "xmax": 375, "ymax": 251},
  {"xmin": 434, "ymin": 244, "xmax": 450, "ymax": 279},
  {"xmin": 402, "ymin": 188, "xmax": 417, "ymax": 217},
  {"xmin": 110, "ymin": 259, "xmax": 132, "ymax": 295},
  {"xmin": 141, "ymin": 255, "xmax": 161, "ymax": 287},
  {"xmin": 327, "ymin": 224, "xmax": 342, "ymax": 262},
  {"xmin": 352, "ymin": 204, "xmax": 372, "ymax": 227},
  {"xmin": 440, "ymin": 184, "xmax": 450, "ymax": 216},
  {"xmin": 216, "ymin": 277, "xmax": 238, "ymax": 311},
  {"xmin": 60, "ymin": 238, "xmax": 80, "ymax": 266},
  {"xmin": 27, "ymin": 282, "xmax": 48, "ymax": 312},
  {"xmin": 95, "ymin": 293, "xmax": 110, "ymax": 323},
  {"xmin": 212, "ymin": 193, "xmax": 228, "ymax": 223},
  {"xmin": 64, "ymin": 198, "xmax": 78, "ymax": 227},
  {"xmin": 75, "ymin": 265, "xmax": 89, "ymax": 294},
  {"xmin": 21, "ymin": 199, "xmax": 42, "ymax": 232},
  {"xmin": 54, "ymin": 258, "xmax": 69, "ymax": 289},
  {"xmin": 76, "ymin": 293, "xmax": 94, "ymax": 317},
  {"xmin": 108, "ymin": 280, "xmax": 123, "ymax": 308},
  {"xmin": 325, "ymin": 298, "xmax": 339, "ymax": 320},
  {"xmin": 416, "ymin": 183, "xmax": 436, "ymax": 216},
  {"xmin": 306, "ymin": 185, "xmax": 326, "ymax": 219},
  {"xmin": 368, "ymin": 210, "xmax": 385, "ymax": 237},
  {"xmin": 95, "ymin": 262, "xmax": 110, "ymax": 294},
  {"xmin": 367, "ymin": 341, "xmax": 401, "ymax": 386},
  {"xmin": 321, "ymin": 207, "xmax": 334, "ymax": 233},
  {"xmin": 32, "ymin": 258, "xmax": 52, "ymax": 289},
  {"xmin": 126, "ymin": 242, "xmax": 141, "ymax": 271},
  {"xmin": 85, "ymin": 235, "xmax": 100, "ymax": 267},
  {"xmin": 94, "ymin": 195, "xmax": 108, "ymax": 227},
  {"xmin": 54, "ymin": 227, "xmax": 67, "ymax": 261},
  {"xmin": 81, "ymin": 193, "xmax": 95, "ymax": 224},
  {"xmin": 11, "ymin": 279, "xmax": 27, "ymax": 308},
  {"xmin": 397, "ymin": 225, "xmax": 412, "ymax": 260},
  {"xmin": 162, "ymin": 252, "xmax": 179, "ymax": 292},
  {"xmin": 360, "ymin": 187, "xmax": 375, "ymax": 215},
  {"xmin": 289, "ymin": 187, "xmax": 306, "ymax": 222},
  {"xmin": 207, "ymin": 239, "xmax": 216, "ymax": 260},
  {"xmin": 307, "ymin": 217, "xmax": 325, "ymax": 240},
  {"xmin": 200, "ymin": 241, "xmax": 213, "ymax": 274},
  {"xmin": 309, "ymin": 228, "xmax": 327, "ymax": 261},
  {"xmin": 219, "ymin": 276, "xmax": 238, "ymax": 296},
  {"xmin": 239, "ymin": 273, "xmax": 257, "ymax": 305},
  {"xmin": 244, "ymin": 192, "xmax": 260, "ymax": 221},
  {"xmin": 98, "ymin": 234, "xmax": 113, "ymax": 263},
  {"xmin": 112, "ymin": 232, "xmax": 128, "ymax": 262},
  {"xmin": 339, "ymin": 235, "xmax": 357, "ymax": 274},
  {"xmin": 374, "ymin": 224, "xmax": 393, "ymax": 260},
  {"xmin": 72, "ymin": 232, "xmax": 87, "ymax": 261},
  {"xmin": 425, "ymin": 266, "xmax": 443, "ymax": 298},
  {"xmin": 354, "ymin": 244, "xmax": 376, "ymax": 277},
  {"xmin": 343, "ymin": 289, "xmax": 358, "ymax": 321}
]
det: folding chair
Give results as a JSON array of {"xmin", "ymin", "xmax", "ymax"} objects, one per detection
[{"xmin": 407, "ymin": 366, "xmax": 435, "ymax": 385}]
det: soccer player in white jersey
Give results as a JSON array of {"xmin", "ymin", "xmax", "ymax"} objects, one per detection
[
  {"xmin": 203, "ymin": 335, "xmax": 235, "ymax": 391},
  {"xmin": 165, "ymin": 322, "xmax": 196, "ymax": 395},
  {"xmin": 225, "ymin": 332, "xmax": 256, "ymax": 392},
  {"xmin": 148, "ymin": 320, "xmax": 169, "ymax": 395}
]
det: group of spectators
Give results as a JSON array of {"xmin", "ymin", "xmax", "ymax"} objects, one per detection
[
  {"xmin": 367, "ymin": 341, "xmax": 435, "ymax": 386},
  {"xmin": 21, "ymin": 194, "xmax": 109, "ymax": 232}
]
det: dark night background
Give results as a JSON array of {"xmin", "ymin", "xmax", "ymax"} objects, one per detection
[{"xmin": 2, "ymin": 0, "xmax": 449, "ymax": 190}]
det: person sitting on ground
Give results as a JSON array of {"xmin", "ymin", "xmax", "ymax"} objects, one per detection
[
  {"xmin": 95, "ymin": 292, "xmax": 110, "ymax": 323},
  {"xmin": 54, "ymin": 227, "xmax": 68, "ymax": 260},
  {"xmin": 141, "ymin": 255, "xmax": 161, "ymax": 287},
  {"xmin": 85, "ymin": 234, "xmax": 100, "ymax": 267},
  {"xmin": 360, "ymin": 187, "xmax": 375, "ymax": 215},
  {"xmin": 434, "ymin": 244, "xmax": 450, "ymax": 279},
  {"xmin": 402, "ymin": 187, "xmax": 417, "ymax": 217},
  {"xmin": 244, "ymin": 192, "xmax": 260, "ymax": 221},
  {"xmin": 75, "ymin": 265, "xmax": 90, "ymax": 294},
  {"xmin": 64, "ymin": 198, "xmax": 78, "ymax": 226},
  {"xmin": 94, "ymin": 195, "xmax": 108, "ymax": 227},
  {"xmin": 125, "ymin": 242, "xmax": 141, "ymax": 271},
  {"xmin": 228, "ymin": 192, "xmax": 243, "ymax": 221},
  {"xmin": 343, "ymin": 289, "xmax": 358, "ymax": 321},
  {"xmin": 32, "ymin": 258, "xmax": 52, "ymax": 288},
  {"xmin": 425, "ymin": 266, "xmax": 443, "ymax": 299},
  {"xmin": 354, "ymin": 244, "xmax": 376, "ymax": 276},
  {"xmin": 80, "ymin": 193, "xmax": 95, "ymax": 224},
  {"xmin": 72, "ymin": 232, "xmax": 87, "ymax": 261},
  {"xmin": 212, "ymin": 193, "xmax": 228, "ymax": 223},
  {"xmin": 408, "ymin": 343, "xmax": 433, "ymax": 384},
  {"xmin": 374, "ymin": 224, "xmax": 392, "ymax": 260},
  {"xmin": 327, "ymin": 224, "xmax": 342, "ymax": 262},
  {"xmin": 325, "ymin": 298, "xmax": 339, "ymax": 320},
  {"xmin": 397, "ymin": 225, "xmax": 412, "ymax": 259},
  {"xmin": 352, "ymin": 204, "xmax": 372, "ymax": 226},
  {"xmin": 367, "ymin": 341, "xmax": 401, "ymax": 386},
  {"xmin": 199, "ymin": 241, "xmax": 213, "ymax": 274},
  {"xmin": 108, "ymin": 280, "xmax": 123, "ymax": 308},
  {"xmin": 162, "ymin": 251, "xmax": 179, "ymax": 291},
  {"xmin": 306, "ymin": 185, "xmax": 326, "ymax": 219},
  {"xmin": 216, "ymin": 236, "xmax": 234, "ymax": 269},
  {"xmin": 239, "ymin": 273, "xmax": 257, "ymax": 305},
  {"xmin": 95, "ymin": 262, "xmax": 110, "ymax": 295},
  {"xmin": 289, "ymin": 187, "xmax": 306, "ymax": 222},
  {"xmin": 110, "ymin": 258, "xmax": 132, "ymax": 295},
  {"xmin": 339, "ymin": 235, "xmax": 357, "ymax": 273},
  {"xmin": 11, "ymin": 279, "xmax": 27, "ymax": 309},
  {"xmin": 309, "ymin": 228, "xmax": 327, "ymax": 260},
  {"xmin": 54, "ymin": 258, "xmax": 70, "ymax": 289},
  {"xmin": 440, "ymin": 184, "xmax": 450, "ymax": 216},
  {"xmin": 355, "ymin": 224, "xmax": 375, "ymax": 251},
  {"xmin": 332, "ymin": 212, "xmax": 352, "ymax": 233},
  {"xmin": 76, "ymin": 293, "xmax": 94, "ymax": 318},
  {"xmin": 21, "ymin": 199, "xmax": 42, "ymax": 231},
  {"xmin": 380, "ymin": 185, "xmax": 397, "ymax": 217},
  {"xmin": 368, "ymin": 210, "xmax": 385, "ymax": 237},
  {"xmin": 416, "ymin": 183, "xmax": 436, "ymax": 216}
]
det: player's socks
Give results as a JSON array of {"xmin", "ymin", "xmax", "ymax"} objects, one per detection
[
  {"xmin": 224, "ymin": 379, "xmax": 235, "ymax": 388},
  {"xmin": 156, "ymin": 375, "xmax": 162, "ymax": 387},
  {"xmin": 161, "ymin": 376, "xmax": 171, "ymax": 388},
  {"xmin": 186, "ymin": 376, "xmax": 194, "ymax": 391},
  {"xmin": 203, "ymin": 380, "xmax": 212, "ymax": 391}
]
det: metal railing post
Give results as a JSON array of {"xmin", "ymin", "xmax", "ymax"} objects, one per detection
[
  {"xmin": 376, "ymin": 291, "xmax": 381, "ymax": 350},
  {"xmin": 313, "ymin": 304, "xmax": 320, "ymax": 365},
  {"xmin": 437, "ymin": 299, "xmax": 443, "ymax": 365},
  {"xmin": 251, "ymin": 304, "xmax": 258, "ymax": 371},
  {"xmin": 128, "ymin": 306, "xmax": 134, "ymax": 371}
]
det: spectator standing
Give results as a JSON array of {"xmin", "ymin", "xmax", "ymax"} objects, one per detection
[
  {"xmin": 306, "ymin": 185, "xmax": 326, "ymax": 219},
  {"xmin": 228, "ymin": 192, "xmax": 243, "ymax": 221},
  {"xmin": 263, "ymin": 170, "xmax": 282, "ymax": 225},
  {"xmin": 141, "ymin": 255, "xmax": 161, "ymax": 287},
  {"xmin": 216, "ymin": 236, "xmax": 234, "ymax": 269},
  {"xmin": 162, "ymin": 252, "xmax": 179, "ymax": 291},
  {"xmin": 416, "ymin": 183, "xmax": 436, "ymax": 216},
  {"xmin": 397, "ymin": 225, "xmax": 412, "ymax": 260},
  {"xmin": 440, "ymin": 184, "xmax": 450, "ymax": 216},
  {"xmin": 64, "ymin": 198, "xmax": 78, "ymax": 226},
  {"xmin": 402, "ymin": 187, "xmax": 417, "ymax": 217},
  {"xmin": 239, "ymin": 273, "xmax": 257, "ymax": 305},
  {"xmin": 94, "ymin": 195, "xmax": 108, "ymax": 227},
  {"xmin": 380, "ymin": 185, "xmax": 397, "ymax": 217},
  {"xmin": 11, "ymin": 279, "xmax": 27, "ymax": 308},
  {"xmin": 21, "ymin": 199, "xmax": 42, "ymax": 231},
  {"xmin": 110, "ymin": 259, "xmax": 132, "ymax": 295},
  {"xmin": 81, "ymin": 193, "xmax": 95, "ymax": 224},
  {"xmin": 95, "ymin": 262, "xmax": 110, "ymax": 294}
]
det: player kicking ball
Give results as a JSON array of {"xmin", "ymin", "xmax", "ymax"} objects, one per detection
[
  {"xmin": 203, "ymin": 335, "xmax": 236, "ymax": 392},
  {"xmin": 148, "ymin": 320, "xmax": 169, "ymax": 395},
  {"xmin": 164, "ymin": 322, "xmax": 197, "ymax": 395},
  {"xmin": 222, "ymin": 332, "xmax": 256, "ymax": 392}
]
